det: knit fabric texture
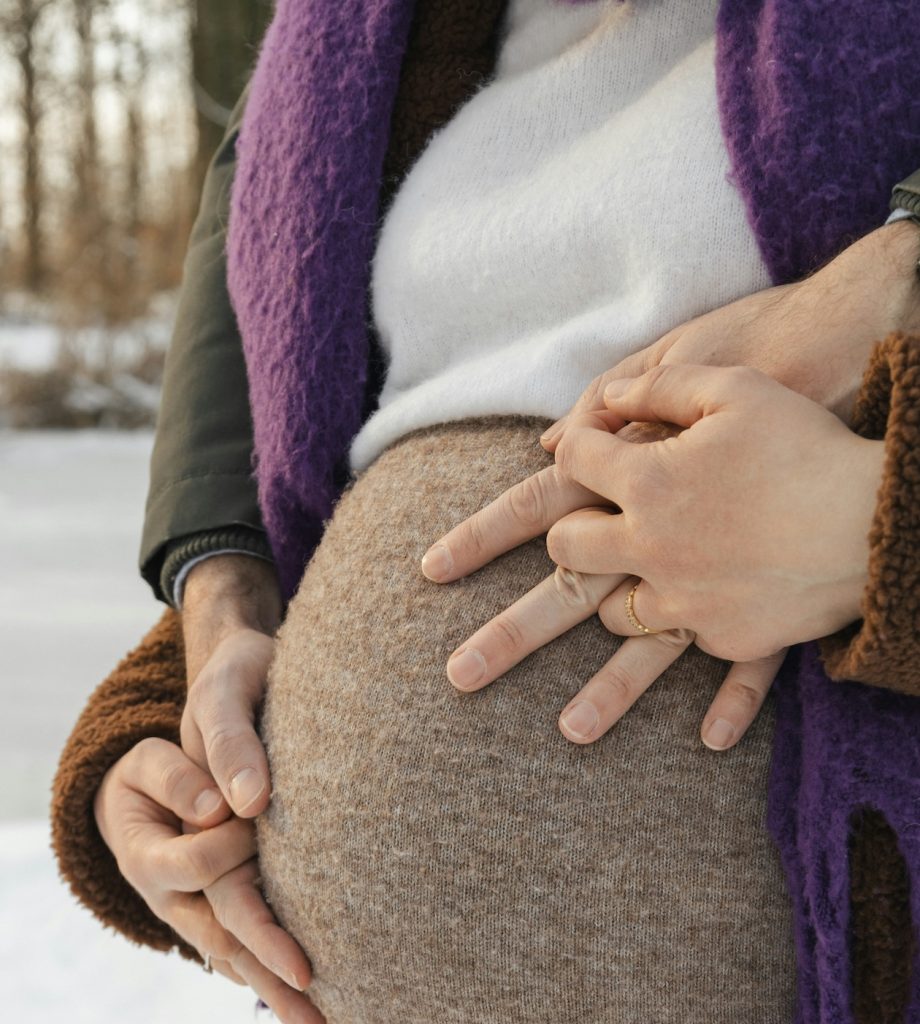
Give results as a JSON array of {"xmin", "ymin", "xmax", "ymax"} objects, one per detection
[
  {"xmin": 769, "ymin": 333, "xmax": 920, "ymax": 1021},
  {"xmin": 350, "ymin": 0, "xmax": 774, "ymax": 474},
  {"xmin": 260, "ymin": 416, "xmax": 796, "ymax": 1023},
  {"xmin": 716, "ymin": 0, "xmax": 920, "ymax": 283},
  {"xmin": 226, "ymin": 0, "xmax": 417, "ymax": 601}
]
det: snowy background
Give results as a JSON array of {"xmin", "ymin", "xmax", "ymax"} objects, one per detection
[{"xmin": 1, "ymin": 326, "xmax": 261, "ymax": 1021}]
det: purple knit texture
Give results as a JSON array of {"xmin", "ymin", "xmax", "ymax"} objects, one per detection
[
  {"xmin": 226, "ymin": 0, "xmax": 416, "ymax": 599},
  {"xmin": 226, "ymin": 2, "xmax": 920, "ymax": 1020},
  {"xmin": 716, "ymin": 0, "xmax": 920, "ymax": 282},
  {"xmin": 715, "ymin": 3, "xmax": 920, "ymax": 1020},
  {"xmin": 770, "ymin": 645, "xmax": 920, "ymax": 1023}
]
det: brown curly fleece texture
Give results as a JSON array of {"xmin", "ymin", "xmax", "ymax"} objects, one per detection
[
  {"xmin": 819, "ymin": 332, "xmax": 920, "ymax": 695},
  {"xmin": 50, "ymin": 609, "xmax": 198, "ymax": 961}
]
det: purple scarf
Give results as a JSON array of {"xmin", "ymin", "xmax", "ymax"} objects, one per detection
[{"xmin": 227, "ymin": 2, "xmax": 920, "ymax": 1019}]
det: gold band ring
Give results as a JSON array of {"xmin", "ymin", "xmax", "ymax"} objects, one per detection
[{"xmin": 625, "ymin": 581, "xmax": 663, "ymax": 635}]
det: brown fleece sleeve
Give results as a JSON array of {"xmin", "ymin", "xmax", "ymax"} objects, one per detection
[
  {"xmin": 818, "ymin": 331, "xmax": 920, "ymax": 694},
  {"xmin": 50, "ymin": 609, "xmax": 199, "ymax": 962}
]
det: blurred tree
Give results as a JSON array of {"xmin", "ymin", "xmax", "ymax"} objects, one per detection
[
  {"xmin": 0, "ymin": 0, "xmax": 53, "ymax": 292},
  {"xmin": 191, "ymin": 0, "xmax": 271, "ymax": 193}
]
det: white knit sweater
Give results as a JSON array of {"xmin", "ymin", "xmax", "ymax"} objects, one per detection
[{"xmin": 348, "ymin": 0, "xmax": 772, "ymax": 472}]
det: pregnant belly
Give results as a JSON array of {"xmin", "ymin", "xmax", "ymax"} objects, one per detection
[{"xmin": 258, "ymin": 417, "xmax": 795, "ymax": 1024}]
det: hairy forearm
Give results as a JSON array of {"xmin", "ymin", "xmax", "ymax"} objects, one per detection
[{"xmin": 181, "ymin": 554, "xmax": 282, "ymax": 684}]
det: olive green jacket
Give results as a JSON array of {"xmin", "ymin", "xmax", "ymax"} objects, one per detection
[{"xmin": 140, "ymin": 85, "xmax": 272, "ymax": 604}]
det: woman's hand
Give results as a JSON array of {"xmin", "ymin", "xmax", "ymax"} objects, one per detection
[
  {"xmin": 94, "ymin": 739, "xmax": 323, "ymax": 1024},
  {"xmin": 424, "ymin": 367, "xmax": 884, "ymax": 750},
  {"xmin": 559, "ymin": 365, "xmax": 883, "ymax": 655},
  {"xmin": 541, "ymin": 219, "xmax": 920, "ymax": 444}
]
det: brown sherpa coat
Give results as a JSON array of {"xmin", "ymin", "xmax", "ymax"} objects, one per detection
[{"xmin": 51, "ymin": 0, "xmax": 920, "ymax": 1017}]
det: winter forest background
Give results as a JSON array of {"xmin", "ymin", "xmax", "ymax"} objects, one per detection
[
  {"xmin": 2, "ymin": 4, "xmax": 276, "ymax": 1020},
  {"xmin": 1, "ymin": 0, "xmax": 271, "ymax": 426}
]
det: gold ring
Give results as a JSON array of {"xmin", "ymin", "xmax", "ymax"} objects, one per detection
[{"xmin": 625, "ymin": 581, "xmax": 663, "ymax": 635}]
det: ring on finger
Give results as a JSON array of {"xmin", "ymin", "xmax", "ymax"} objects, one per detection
[
  {"xmin": 625, "ymin": 580, "xmax": 663, "ymax": 635},
  {"xmin": 203, "ymin": 952, "xmax": 213, "ymax": 974}
]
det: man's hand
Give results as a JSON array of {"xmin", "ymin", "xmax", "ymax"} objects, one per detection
[{"xmin": 540, "ymin": 218, "xmax": 920, "ymax": 447}]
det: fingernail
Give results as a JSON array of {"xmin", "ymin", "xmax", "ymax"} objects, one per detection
[
  {"xmin": 193, "ymin": 788, "xmax": 223, "ymax": 818},
  {"xmin": 703, "ymin": 718, "xmax": 736, "ymax": 750},
  {"xmin": 560, "ymin": 701, "xmax": 599, "ymax": 739},
  {"xmin": 271, "ymin": 962, "xmax": 302, "ymax": 990},
  {"xmin": 603, "ymin": 378, "xmax": 633, "ymax": 402},
  {"xmin": 230, "ymin": 767, "xmax": 266, "ymax": 811},
  {"xmin": 540, "ymin": 421, "xmax": 563, "ymax": 446},
  {"xmin": 447, "ymin": 648, "xmax": 486, "ymax": 690},
  {"xmin": 421, "ymin": 543, "xmax": 453, "ymax": 581}
]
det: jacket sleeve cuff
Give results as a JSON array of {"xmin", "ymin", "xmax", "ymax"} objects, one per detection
[
  {"xmin": 890, "ymin": 168, "xmax": 920, "ymax": 218},
  {"xmin": 160, "ymin": 527, "xmax": 275, "ymax": 609},
  {"xmin": 50, "ymin": 609, "xmax": 200, "ymax": 962},
  {"xmin": 818, "ymin": 331, "xmax": 920, "ymax": 694}
]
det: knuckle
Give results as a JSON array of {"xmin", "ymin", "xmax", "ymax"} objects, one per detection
[
  {"xmin": 507, "ymin": 473, "xmax": 546, "ymax": 529},
  {"xmin": 185, "ymin": 842, "xmax": 220, "ymax": 888},
  {"xmin": 642, "ymin": 363, "xmax": 671, "ymax": 392},
  {"xmin": 159, "ymin": 757, "xmax": 194, "ymax": 804},
  {"xmin": 132, "ymin": 735, "xmax": 168, "ymax": 767},
  {"xmin": 203, "ymin": 723, "xmax": 246, "ymax": 769},
  {"xmin": 724, "ymin": 364, "xmax": 768, "ymax": 398},
  {"xmin": 723, "ymin": 677, "xmax": 766, "ymax": 714},
  {"xmin": 552, "ymin": 566, "xmax": 595, "ymax": 611},
  {"xmin": 142, "ymin": 842, "xmax": 174, "ymax": 886},
  {"xmin": 655, "ymin": 627, "xmax": 694, "ymax": 652},
  {"xmin": 460, "ymin": 512, "xmax": 489, "ymax": 559},
  {"xmin": 490, "ymin": 614, "xmax": 525, "ymax": 656},
  {"xmin": 206, "ymin": 924, "xmax": 243, "ymax": 963},
  {"xmin": 596, "ymin": 666, "xmax": 637, "ymax": 704}
]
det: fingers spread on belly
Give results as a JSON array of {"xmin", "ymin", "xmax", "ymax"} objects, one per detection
[{"xmin": 446, "ymin": 568, "xmax": 621, "ymax": 692}]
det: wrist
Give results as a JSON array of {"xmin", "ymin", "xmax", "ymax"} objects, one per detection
[
  {"xmin": 862, "ymin": 219, "xmax": 920, "ymax": 334},
  {"xmin": 182, "ymin": 555, "xmax": 282, "ymax": 682},
  {"xmin": 835, "ymin": 436, "xmax": 886, "ymax": 627}
]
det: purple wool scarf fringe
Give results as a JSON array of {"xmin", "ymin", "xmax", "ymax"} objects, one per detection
[{"xmin": 227, "ymin": 2, "xmax": 920, "ymax": 1020}]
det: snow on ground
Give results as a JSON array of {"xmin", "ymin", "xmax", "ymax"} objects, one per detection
[
  {"xmin": 0, "ymin": 821, "xmax": 264, "ymax": 1023},
  {"xmin": 0, "ymin": 317, "xmax": 58, "ymax": 369},
  {"xmin": 1, "ymin": 429, "xmax": 261, "ymax": 1022}
]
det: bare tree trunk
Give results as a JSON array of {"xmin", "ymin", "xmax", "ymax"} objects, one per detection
[
  {"xmin": 3, "ymin": 0, "xmax": 48, "ymax": 291},
  {"xmin": 72, "ymin": 0, "xmax": 100, "ymax": 239},
  {"xmin": 21, "ymin": 4, "xmax": 42, "ymax": 291}
]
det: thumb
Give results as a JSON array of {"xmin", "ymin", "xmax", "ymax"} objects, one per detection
[
  {"xmin": 183, "ymin": 633, "xmax": 275, "ymax": 819},
  {"xmin": 602, "ymin": 364, "xmax": 750, "ymax": 428}
]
